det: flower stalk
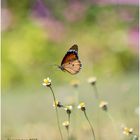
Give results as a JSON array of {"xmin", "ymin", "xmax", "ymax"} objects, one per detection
[
  {"xmin": 70, "ymin": 79, "xmax": 80, "ymax": 139},
  {"xmin": 43, "ymin": 78, "xmax": 63, "ymax": 140},
  {"xmin": 78, "ymin": 102, "xmax": 96, "ymax": 140},
  {"xmin": 49, "ymin": 86, "xmax": 64, "ymax": 140},
  {"xmin": 93, "ymin": 85, "xmax": 99, "ymax": 100},
  {"xmin": 62, "ymin": 121, "xmax": 70, "ymax": 140},
  {"xmin": 88, "ymin": 77, "xmax": 99, "ymax": 100},
  {"xmin": 88, "ymin": 77, "xmax": 101, "ymax": 139},
  {"xmin": 99, "ymin": 101, "xmax": 118, "ymax": 139},
  {"xmin": 83, "ymin": 110, "xmax": 96, "ymax": 140},
  {"xmin": 70, "ymin": 80, "xmax": 80, "ymax": 105},
  {"xmin": 64, "ymin": 106, "xmax": 73, "ymax": 122},
  {"xmin": 63, "ymin": 105, "xmax": 73, "ymax": 140}
]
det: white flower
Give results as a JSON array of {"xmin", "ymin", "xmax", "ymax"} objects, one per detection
[
  {"xmin": 53, "ymin": 100, "xmax": 63, "ymax": 108},
  {"xmin": 70, "ymin": 80, "xmax": 80, "ymax": 88},
  {"xmin": 99, "ymin": 101, "xmax": 108, "ymax": 111},
  {"xmin": 64, "ymin": 105, "xmax": 73, "ymax": 111},
  {"xmin": 77, "ymin": 102, "xmax": 86, "ymax": 111},
  {"xmin": 88, "ymin": 77, "xmax": 97, "ymax": 85},
  {"xmin": 62, "ymin": 121, "xmax": 69, "ymax": 128},
  {"xmin": 123, "ymin": 127, "xmax": 133, "ymax": 136},
  {"xmin": 42, "ymin": 77, "xmax": 51, "ymax": 86}
]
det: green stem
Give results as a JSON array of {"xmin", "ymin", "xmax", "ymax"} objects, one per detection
[
  {"xmin": 93, "ymin": 85, "xmax": 99, "ymax": 100},
  {"xmin": 131, "ymin": 134, "xmax": 138, "ymax": 140},
  {"xmin": 75, "ymin": 88, "xmax": 79, "ymax": 105},
  {"xmin": 74, "ymin": 88, "xmax": 79, "ymax": 139},
  {"xmin": 66, "ymin": 127, "xmax": 70, "ymax": 140},
  {"xmin": 67, "ymin": 114, "xmax": 70, "ymax": 140},
  {"xmin": 49, "ymin": 86, "xmax": 63, "ymax": 140},
  {"xmin": 68, "ymin": 114, "xmax": 70, "ymax": 124},
  {"xmin": 83, "ymin": 110, "xmax": 96, "ymax": 140},
  {"xmin": 93, "ymin": 84, "xmax": 101, "ymax": 139},
  {"xmin": 106, "ymin": 112, "xmax": 118, "ymax": 139},
  {"xmin": 96, "ymin": 106, "xmax": 101, "ymax": 140}
]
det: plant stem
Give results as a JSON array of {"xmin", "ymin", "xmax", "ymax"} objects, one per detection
[
  {"xmin": 93, "ymin": 84, "xmax": 101, "ymax": 139},
  {"xmin": 74, "ymin": 88, "xmax": 79, "ymax": 106},
  {"xmin": 93, "ymin": 85, "xmax": 99, "ymax": 100},
  {"xmin": 68, "ymin": 114, "xmax": 70, "ymax": 124},
  {"xmin": 106, "ymin": 112, "xmax": 118, "ymax": 139},
  {"xmin": 132, "ymin": 134, "xmax": 138, "ymax": 140},
  {"xmin": 66, "ymin": 127, "xmax": 70, "ymax": 140},
  {"xmin": 67, "ymin": 114, "xmax": 70, "ymax": 140},
  {"xmin": 96, "ymin": 105, "xmax": 101, "ymax": 140},
  {"xmin": 74, "ymin": 88, "xmax": 79, "ymax": 139},
  {"xmin": 49, "ymin": 86, "xmax": 63, "ymax": 140},
  {"xmin": 83, "ymin": 110, "xmax": 96, "ymax": 140}
]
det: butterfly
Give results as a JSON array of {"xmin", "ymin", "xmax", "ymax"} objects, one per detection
[{"xmin": 58, "ymin": 44, "xmax": 82, "ymax": 75}]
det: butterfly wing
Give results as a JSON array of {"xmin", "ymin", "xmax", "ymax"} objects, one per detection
[
  {"xmin": 62, "ymin": 59, "xmax": 82, "ymax": 74},
  {"xmin": 60, "ymin": 44, "xmax": 82, "ymax": 74},
  {"xmin": 69, "ymin": 44, "xmax": 78, "ymax": 52},
  {"xmin": 61, "ymin": 44, "xmax": 78, "ymax": 65}
]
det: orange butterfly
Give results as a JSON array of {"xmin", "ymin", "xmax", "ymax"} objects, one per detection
[{"xmin": 58, "ymin": 44, "xmax": 82, "ymax": 74}]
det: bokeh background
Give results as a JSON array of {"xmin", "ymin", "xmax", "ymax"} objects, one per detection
[{"xmin": 2, "ymin": 0, "xmax": 139, "ymax": 140}]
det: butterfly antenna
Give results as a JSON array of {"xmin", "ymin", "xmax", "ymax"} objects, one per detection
[
  {"xmin": 54, "ymin": 64, "xmax": 60, "ymax": 67},
  {"xmin": 47, "ymin": 64, "xmax": 61, "ymax": 69},
  {"xmin": 53, "ymin": 64, "xmax": 60, "ymax": 68},
  {"xmin": 44, "ymin": 64, "xmax": 59, "ymax": 75}
]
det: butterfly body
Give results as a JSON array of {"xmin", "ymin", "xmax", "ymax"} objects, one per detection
[{"xmin": 58, "ymin": 44, "xmax": 82, "ymax": 75}]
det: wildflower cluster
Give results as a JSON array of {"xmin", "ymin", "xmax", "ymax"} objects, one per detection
[
  {"xmin": 42, "ymin": 76, "xmax": 138, "ymax": 140},
  {"xmin": 43, "ymin": 77, "xmax": 63, "ymax": 140},
  {"xmin": 78, "ymin": 102, "xmax": 96, "ymax": 140}
]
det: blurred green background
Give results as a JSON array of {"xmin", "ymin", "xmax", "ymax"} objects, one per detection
[{"xmin": 2, "ymin": 0, "xmax": 139, "ymax": 140}]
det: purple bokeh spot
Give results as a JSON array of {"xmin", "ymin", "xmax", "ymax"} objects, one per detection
[
  {"xmin": 32, "ymin": 0, "xmax": 50, "ymax": 18},
  {"xmin": 91, "ymin": 0, "xmax": 138, "ymax": 5},
  {"xmin": 128, "ymin": 27, "xmax": 139, "ymax": 52}
]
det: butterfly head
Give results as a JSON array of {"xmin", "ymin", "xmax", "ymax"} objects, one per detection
[{"xmin": 58, "ymin": 65, "xmax": 65, "ymax": 71}]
